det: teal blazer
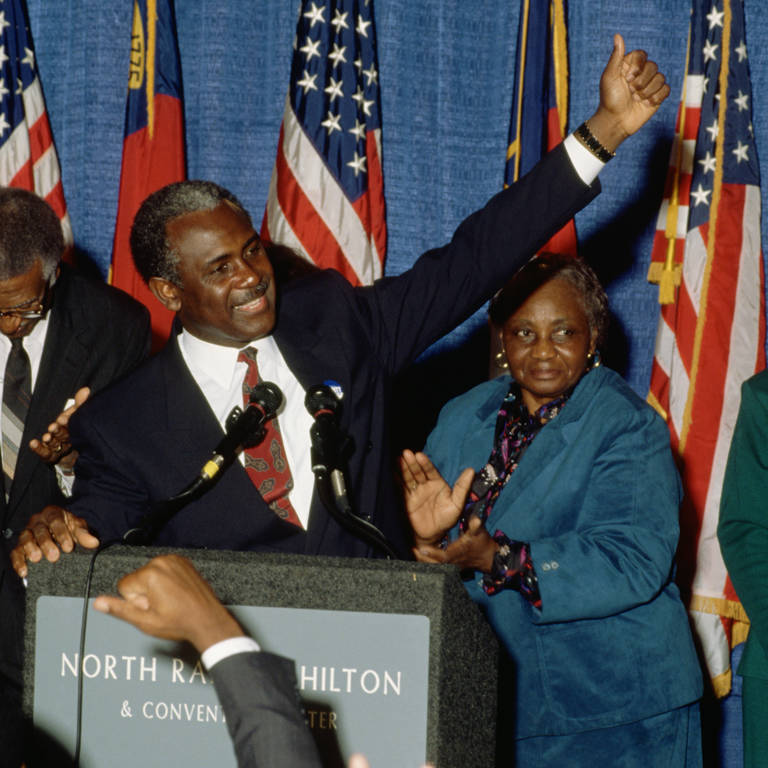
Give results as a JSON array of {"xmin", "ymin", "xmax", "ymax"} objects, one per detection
[
  {"xmin": 425, "ymin": 366, "xmax": 702, "ymax": 739},
  {"xmin": 719, "ymin": 370, "xmax": 768, "ymax": 680}
]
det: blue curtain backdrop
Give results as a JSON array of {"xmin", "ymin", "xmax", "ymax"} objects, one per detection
[{"xmin": 24, "ymin": 1, "xmax": 768, "ymax": 400}]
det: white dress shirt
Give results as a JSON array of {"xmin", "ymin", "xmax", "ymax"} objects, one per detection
[{"xmin": 178, "ymin": 330, "xmax": 315, "ymax": 529}]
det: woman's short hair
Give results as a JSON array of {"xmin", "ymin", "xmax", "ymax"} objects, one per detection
[
  {"xmin": 130, "ymin": 180, "xmax": 251, "ymax": 286},
  {"xmin": 489, "ymin": 252, "xmax": 610, "ymax": 345}
]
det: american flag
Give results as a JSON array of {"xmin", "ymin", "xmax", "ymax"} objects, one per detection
[
  {"xmin": 262, "ymin": 0, "xmax": 386, "ymax": 285},
  {"xmin": 0, "ymin": 0, "xmax": 72, "ymax": 248},
  {"xmin": 505, "ymin": 0, "xmax": 576, "ymax": 256},
  {"xmin": 646, "ymin": 0, "xmax": 765, "ymax": 696},
  {"xmin": 111, "ymin": 0, "xmax": 185, "ymax": 348}
]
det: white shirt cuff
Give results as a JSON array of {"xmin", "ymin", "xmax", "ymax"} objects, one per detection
[
  {"xmin": 563, "ymin": 133, "xmax": 605, "ymax": 186},
  {"xmin": 201, "ymin": 636, "xmax": 261, "ymax": 670},
  {"xmin": 54, "ymin": 463, "xmax": 76, "ymax": 497}
]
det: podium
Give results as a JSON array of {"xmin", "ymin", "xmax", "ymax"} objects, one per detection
[{"xmin": 24, "ymin": 547, "xmax": 498, "ymax": 767}]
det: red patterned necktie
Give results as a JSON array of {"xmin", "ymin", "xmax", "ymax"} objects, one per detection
[{"xmin": 237, "ymin": 347, "xmax": 301, "ymax": 527}]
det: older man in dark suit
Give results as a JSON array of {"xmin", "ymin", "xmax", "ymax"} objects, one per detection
[{"xmin": 0, "ymin": 187, "xmax": 151, "ymax": 764}]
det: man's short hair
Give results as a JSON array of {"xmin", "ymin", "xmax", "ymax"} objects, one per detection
[
  {"xmin": 0, "ymin": 187, "xmax": 63, "ymax": 281},
  {"xmin": 130, "ymin": 180, "xmax": 251, "ymax": 286}
]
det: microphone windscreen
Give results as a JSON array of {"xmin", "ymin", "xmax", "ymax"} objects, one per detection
[
  {"xmin": 250, "ymin": 381, "xmax": 284, "ymax": 418},
  {"xmin": 305, "ymin": 384, "xmax": 340, "ymax": 417}
]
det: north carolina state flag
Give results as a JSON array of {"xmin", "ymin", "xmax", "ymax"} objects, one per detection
[{"xmin": 111, "ymin": 0, "xmax": 185, "ymax": 347}]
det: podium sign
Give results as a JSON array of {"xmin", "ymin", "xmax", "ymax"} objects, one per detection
[
  {"xmin": 34, "ymin": 598, "xmax": 429, "ymax": 767},
  {"xmin": 25, "ymin": 548, "xmax": 498, "ymax": 767}
]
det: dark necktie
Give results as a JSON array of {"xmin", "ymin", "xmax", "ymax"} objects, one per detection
[
  {"xmin": 2, "ymin": 338, "xmax": 32, "ymax": 502},
  {"xmin": 237, "ymin": 347, "xmax": 301, "ymax": 527}
]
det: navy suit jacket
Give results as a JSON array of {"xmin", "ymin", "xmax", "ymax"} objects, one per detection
[
  {"xmin": 209, "ymin": 651, "xmax": 321, "ymax": 768},
  {"xmin": 425, "ymin": 367, "xmax": 703, "ymax": 739},
  {"xmin": 69, "ymin": 144, "xmax": 599, "ymax": 556}
]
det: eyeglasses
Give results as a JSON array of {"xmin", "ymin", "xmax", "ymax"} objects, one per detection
[{"xmin": 0, "ymin": 280, "xmax": 54, "ymax": 321}]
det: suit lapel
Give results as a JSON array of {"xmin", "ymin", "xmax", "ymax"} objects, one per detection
[
  {"xmin": 159, "ymin": 336, "xmax": 229, "ymax": 469},
  {"xmin": 484, "ymin": 368, "xmax": 604, "ymax": 532}
]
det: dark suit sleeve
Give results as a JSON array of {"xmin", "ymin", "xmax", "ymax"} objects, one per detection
[
  {"xmin": 358, "ymin": 143, "xmax": 600, "ymax": 374},
  {"xmin": 719, "ymin": 374, "xmax": 768, "ymax": 651},
  {"xmin": 208, "ymin": 651, "xmax": 321, "ymax": 768}
]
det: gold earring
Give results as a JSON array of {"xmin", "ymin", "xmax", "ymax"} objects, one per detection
[{"xmin": 494, "ymin": 350, "xmax": 509, "ymax": 369}]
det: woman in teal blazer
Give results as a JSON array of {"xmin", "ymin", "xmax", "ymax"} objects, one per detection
[{"xmin": 402, "ymin": 255, "xmax": 703, "ymax": 765}]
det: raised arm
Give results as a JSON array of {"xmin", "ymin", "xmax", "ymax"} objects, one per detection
[{"xmin": 587, "ymin": 33, "xmax": 670, "ymax": 152}]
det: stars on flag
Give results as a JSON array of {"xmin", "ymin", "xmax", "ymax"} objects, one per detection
[
  {"xmin": 698, "ymin": 151, "xmax": 716, "ymax": 174},
  {"xmin": 732, "ymin": 140, "xmax": 749, "ymax": 163},
  {"xmin": 292, "ymin": 1, "xmax": 380, "ymax": 169},
  {"xmin": 682, "ymin": 2, "xmax": 759, "ymax": 230},
  {"xmin": 733, "ymin": 89, "xmax": 748, "ymax": 111},
  {"xmin": 691, "ymin": 183, "xmax": 712, "ymax": 207},
  {"xmin": 328, "ymin": 41, "xmax": 346, "ymax": 67},
  {"xmin": 347, "ymin": 151, "xmax": 366, "ymax": 176},
  {"xmin": 297, "ymin": 69, "xmax": 318, "ymax": 93},
  {"xmin": 356, "ymin": 15, "xmax": 371, "ymax": 38},
  {"xmin": 300, "ymin": 35, "xmax": 321, "ymax": 61},
  {"xmin": 20, "ymin": 44, "xmax": 32, "ymax": 69},
  {"xmin": 321, "ymin": 110, "xmax": 342, "ymax": 133},
  {"xmin": 304, "ymin": 2, "xmax": 326, "ymax": 27},
  {"xmin": 706, "ymin": 5, "xmax": 724, "ymax": 29},
  {"xmin": 330, "ymin": 8, "xmax": 349, "ymax": 32}
]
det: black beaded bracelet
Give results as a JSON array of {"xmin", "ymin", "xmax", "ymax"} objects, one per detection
[{"xmin": 575, "ymin": 121, "xmax": 615, "ymax": 163}]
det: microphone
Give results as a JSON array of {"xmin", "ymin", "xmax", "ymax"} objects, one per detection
[
  {"xmin": 305, "ymin": 383, "xmax": 397, "ymax": 559},
  {"xmin": 305, "ymin": 384, "xmax": 350, "ymax": 486},
  {"xmin": 201, "ymin": 381, "xmax": 284, "ymax": 482},
  {"xmin": 123, "ymin": 382, "xmax": 283, "ymax": 545}
]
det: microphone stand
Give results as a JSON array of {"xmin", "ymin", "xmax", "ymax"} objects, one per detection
[
  {"xmin": 308, "ymin": 421, "xmax": 399, "ymax": 559},
  {"xmin": 311, "ymin": 465, "xmax": 399, "ymax": 559}
]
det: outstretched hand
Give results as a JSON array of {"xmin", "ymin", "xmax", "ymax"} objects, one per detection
[
  {"xmin": 29, "ymin": 386, "xmax": 91, "ymax": 470},
  {"xmin": 400, "ymin": 450, "xmax": 474, "ymax": 547},
  {"xmin": 94, "ymin": 554, "xmax": 244, "ymax": 654},
  {"xmin": 589, "ymin": 33, "xmax": 671, "ymax": 152}
]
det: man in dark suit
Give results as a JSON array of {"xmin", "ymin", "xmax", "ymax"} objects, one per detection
[
  {"xmin": 0, "ymin": 187, "xmax": 151, "ymax": 764},
  {"xmin": 13, "ymin": 35, "xmax": 668, "ymax": 563}
]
